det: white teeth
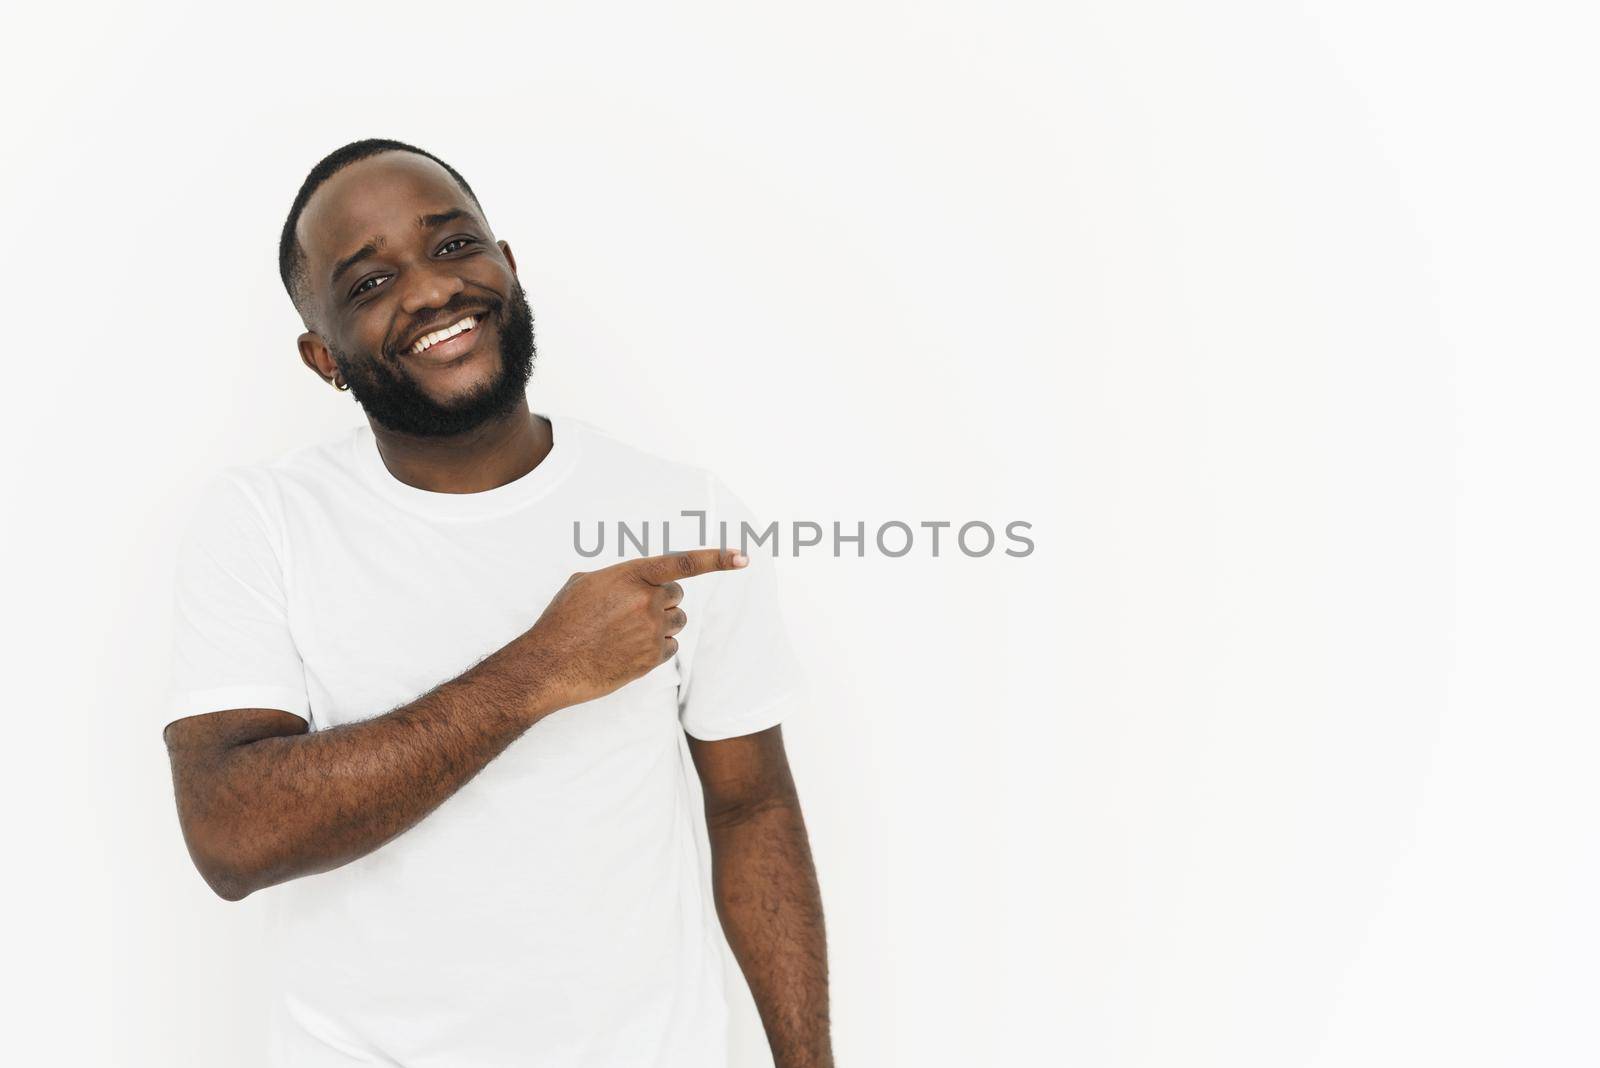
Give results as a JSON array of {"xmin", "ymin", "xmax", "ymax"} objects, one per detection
[{"xmin": 410, "ymin": 316, "xmax": 478, "ymax": 354}]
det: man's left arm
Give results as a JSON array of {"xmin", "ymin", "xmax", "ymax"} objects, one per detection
[{"xmin": 688, "ymin": 725, "xmax": 834, "ymax": 1068}]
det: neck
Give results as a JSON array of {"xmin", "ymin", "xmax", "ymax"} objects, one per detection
[{"xmin": 369, "ymin": 401, "xmax": 552, "ymax": 494}]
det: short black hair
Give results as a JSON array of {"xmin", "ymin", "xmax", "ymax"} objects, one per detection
[{"xmin": 278, "ymin": 138, "xmax": 481, "ymax": 317}]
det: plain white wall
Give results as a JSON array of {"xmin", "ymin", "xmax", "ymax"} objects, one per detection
[{"xmin": 4, "ymin": 1, "xmax": 1596, "ymax": 1064}]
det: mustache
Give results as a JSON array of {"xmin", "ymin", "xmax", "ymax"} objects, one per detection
[{"xmin": 385, "ymin": 294, "xmax": 503, "ymax": 358}]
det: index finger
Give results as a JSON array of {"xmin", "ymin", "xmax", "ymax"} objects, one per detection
[{"xmin": 627, "ymin": 547, "xmax": 749, "ymax": 585}]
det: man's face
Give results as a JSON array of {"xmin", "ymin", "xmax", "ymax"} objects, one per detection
[{"xmin": 295, "ymin": 152, "xmax": 535, "ymax": 437}]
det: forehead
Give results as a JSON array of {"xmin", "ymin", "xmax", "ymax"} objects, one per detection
[{"xmin": 296, "ymin": 152, "xmax": 481, "ymax": 285}]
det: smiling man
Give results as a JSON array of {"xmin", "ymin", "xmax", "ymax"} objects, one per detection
[{"xmin": 161, "ymin": 139, "xmax": 833, "ymax": 1067}]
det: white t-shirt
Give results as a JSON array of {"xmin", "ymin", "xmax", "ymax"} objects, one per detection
[{"xmin": 166, "ymin": 412, "xmax": 806, "ymax": 1067}]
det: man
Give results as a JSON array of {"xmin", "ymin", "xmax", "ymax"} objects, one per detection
[{"xmin": 161, "ymin": 139, "xmax": 833, "ymax": 1067}]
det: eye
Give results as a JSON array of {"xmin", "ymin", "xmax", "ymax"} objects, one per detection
[
  {"xmin": 438, "ymin": 236, "xmax": 476, "ymax": 255},
  {"xmin": 352, "ymin": 275, "xmax": 390, "ymax": 298}
]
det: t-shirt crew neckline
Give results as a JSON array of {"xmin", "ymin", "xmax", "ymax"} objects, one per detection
[{"xmin": 350, "ymin": 411, "xmax": 580, "ymax": 521}]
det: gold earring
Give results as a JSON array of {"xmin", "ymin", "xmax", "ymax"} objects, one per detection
[{"xmin": 332, "ymin": 375, "xmax": 350, "ymax": 392}]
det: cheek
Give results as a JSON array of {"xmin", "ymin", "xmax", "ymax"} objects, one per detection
[
  {"xmin": 468, "ymin": 259, "xmax": 517, "ymax": 294},
  {"xmin": 341, "ymin": 312, "xmax": 393, "ymax": 359}
]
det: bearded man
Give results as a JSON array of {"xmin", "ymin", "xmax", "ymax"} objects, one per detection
[{"xmin": 161, "ymin": 139, "xmax": 833, "ymax": 1068}]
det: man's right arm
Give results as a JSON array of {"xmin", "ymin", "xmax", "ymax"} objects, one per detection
[{"xmin": 162, "ymin": 548, "xmax": 746, "ymax": 901}]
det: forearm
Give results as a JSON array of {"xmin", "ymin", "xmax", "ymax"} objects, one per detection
[
  {"xmin": 708, "ymin": 798, "xmax": 834, "ymax": 1068},
  {"xmin": 171, "ymin": 648, "xmax": 554, "ymax": 900}
]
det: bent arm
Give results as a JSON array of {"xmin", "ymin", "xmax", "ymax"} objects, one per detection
[
  {"xmin": 163, "ymin": 648, "xmax": 552, "ymax": 902},
  {"xmin": 162, "ymin": 546, "xmax": 747, "ymax": 902},
  {"xmin": 688, "ymin": 726, "xmax": 834, "ymax": 1068}
]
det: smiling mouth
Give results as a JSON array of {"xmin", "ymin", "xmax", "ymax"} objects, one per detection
[{"xmin": 407, "ymin": 314, "xmax": 480, "ymax": 356}]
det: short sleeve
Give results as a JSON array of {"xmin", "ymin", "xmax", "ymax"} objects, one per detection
[
  {"xmin": 677, "ymin": 473, "xmax": 808, "ymax": 741},
  {"xmin": 166, "ymin": 469, "xmax": 310, "ymax": 733}
]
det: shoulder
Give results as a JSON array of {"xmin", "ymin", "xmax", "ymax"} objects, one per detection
[
  {"xmin": 185, "ymin": 427, "xmax": 359, "ymax": 535},
  {"xmin": 558, "ymin": 414, "xmax": 726, "ymax": 508}
]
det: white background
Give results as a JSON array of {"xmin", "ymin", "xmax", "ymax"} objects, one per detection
[{"xmin": 3, "ymin": 2, "xmax": 1596, "ymax": 1065}]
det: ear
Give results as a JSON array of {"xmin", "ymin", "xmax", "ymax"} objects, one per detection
[
  {"xmin": 498, "ymin": 239, "xmax": 518, "ymax": 276},
  {"xmin": 297, "ymin": 331, "xmax": 338, "ymax": 386}
]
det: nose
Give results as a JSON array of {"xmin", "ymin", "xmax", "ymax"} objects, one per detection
[{"xmin": 398, "ymin": 260, "xmax": 466, "ymax": 316}]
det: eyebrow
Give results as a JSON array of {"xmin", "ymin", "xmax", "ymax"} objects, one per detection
[
  {"xmin": 417, "ymin": 208, "xmax": 469, "ymax": 230},
  {"xmin": 327, "ymin": 209, "xmax": 476, "ymax": 288},
  {"xmin": 330, "ymin": 237, "xmax": 386, "ymax": 288}
]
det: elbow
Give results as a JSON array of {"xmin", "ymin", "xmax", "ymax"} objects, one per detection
[
  {"xmin": 170, "ymin": 776, "xmax": 276, "ymax": 901},
  {"xmin": 207, "ymin": 877, "xmax": 251, "ymax": 903},
  {"xmin": 180, "ymin": 820, "xmax": 267, "ymax": 902},
  {"xmin": 167, "ymin": 733, "xmax": 295, "ymax": 903},
  {"xmin": 705, "ymin": 791, "xmax": 799, "ymax": 834},
  {"xmin": 201, "ymin": 864, "xmax": 256, "ymax": 902},
  {"xmin": 191, "ymin": 843, "xmax": 262, "ymax": 902}
]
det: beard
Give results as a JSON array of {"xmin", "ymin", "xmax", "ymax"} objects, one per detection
[{"xmin": 330, "ymin": 280, "xmax": 537, "ymax": 438}]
